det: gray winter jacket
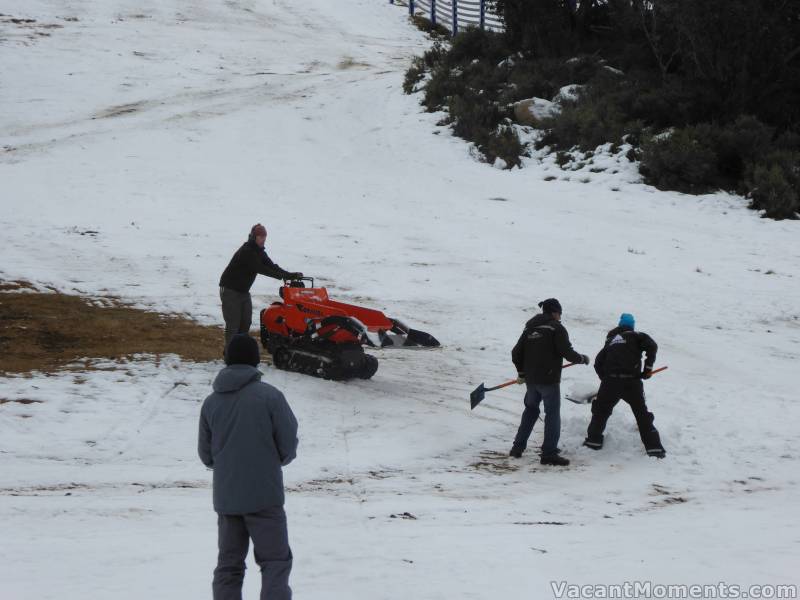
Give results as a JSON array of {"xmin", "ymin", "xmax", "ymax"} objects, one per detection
[{"xmin": 198, "ymin": 365, "xmax": 298, "ymax": 514}]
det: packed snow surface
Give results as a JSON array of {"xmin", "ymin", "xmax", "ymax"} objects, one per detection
[{"xmin": 1, "ymin": 1, "xmax": 799, "ymax": 598}]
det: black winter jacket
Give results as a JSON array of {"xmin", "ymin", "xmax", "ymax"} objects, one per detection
[
  {"xmin": 219, "ymin": 240, "xmax": 292, "ymax": 293},
  {"xmin": 512, "ymin": 314, "xmax": 584, "ymax": 384},
  {"xmin": 594, "ymin": 326, "xmax": 657, "ymax": 379}
]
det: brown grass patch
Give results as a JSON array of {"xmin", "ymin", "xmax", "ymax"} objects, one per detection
[
  {"xmin": 0, "ymin": 281, "xmax": 224, "ymax": 375},
  {"xmin": 337, "ymin": 56, "xmax": 371, "ymax": 70}
]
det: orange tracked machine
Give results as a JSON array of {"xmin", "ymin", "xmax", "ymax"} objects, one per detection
[{"xmin": 260, "ymin": 278, "xmax": 439, "ymax": 380}]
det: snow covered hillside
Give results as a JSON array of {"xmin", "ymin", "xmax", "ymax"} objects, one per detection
[{"xmin": 1, "ymin": 1, "xmax": 798, "ymax": 598}]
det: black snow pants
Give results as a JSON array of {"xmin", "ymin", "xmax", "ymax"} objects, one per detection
[
  {"xmin": 213, "ymin": 507, "xmax": 292, "ymax": 600},
  {"xmin": 585, "ymin": 377, "xmax": 664, "ymax": 453}
]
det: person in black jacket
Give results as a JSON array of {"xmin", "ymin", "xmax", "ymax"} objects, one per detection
[
  {"xmin": 219, "ymin": 224, "xmax": 302, "ymax": 354},
  {"xmin": 583, "ymin": 313, "xmax": 666, "ymax": 458},
  {"xmin": 510, "ymin": 298, "xmax": 590, "ymax": 466}
]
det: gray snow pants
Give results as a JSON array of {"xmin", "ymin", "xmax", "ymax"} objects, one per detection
[
  {"xmin": 220, "ymin": 287, "xmax": 252, "ymax": 354},
  {"xmin": 213, "ymin": 507, "xmax": 292, "ymax": 600}
]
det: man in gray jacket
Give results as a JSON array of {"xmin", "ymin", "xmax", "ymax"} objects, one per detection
[{"xmin": 199, "ymin": 334, "xmax": 299, "ymax": 600}]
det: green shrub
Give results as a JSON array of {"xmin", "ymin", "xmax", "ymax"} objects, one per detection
[
  {"xmin": 403, "ymin": 57, "xmax": 426, "ymax": 94},
  {"xmin": 409, "ymin": 15, "xmax": 451, "ymax": 40},
  {"xmin": 450, "ymin": 93, "xmax": 501, "ymax": 139},
  {"xmin": 503, "ymin": 55, "xmax": 605, "ymax": 107},
  {"xmin": 711, "ymin": 116, "xmax": 774, "ymax": 183},
  {"xmin": 492, "ymin": 0, "xmax": 576, "ymax": 57},
  {"xmin": 640, "ymin": 128, "xmax": 719, "ymax": 193},
  {"xmin": 504, "ymin": 61, "xmax": 559, "ymax": 104},
  {"xmin": 400, "ymin": 0, "xmax": 799, "ymax": 218},
  {"xmin": 745, "ymin": 151, "xmax": 800, "ymax": 219},
  {"xmin": 422, "ymin": 42, "xmax": 448, "ymax": 69},
  {"xmin": 445, "ymin": 27, "xmax": 511, "ymax": 65},
  {"xmin": 775, "ymin": 129, "xmax": 800, "ymax": 153},
  {"xmin": 485, "ymin": 126, "xmax": 525, "ymax": 168},
  {"xmin": 555, "ymin": 151, "xmax": 571, "ymax": 167},
  {"xmin": 537, "ymin": 85, "xmax": 642, "ymax": 152}
]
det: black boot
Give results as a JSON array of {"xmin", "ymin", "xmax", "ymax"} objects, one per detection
[
  {"xmin": 541, "ymin": 454, "xmax": 570, "ymax": 466},
  {"xmin": 583, "ymin": 437, "xmax": 603, "ymax": 450},
  {"xmin": 642, "ymin": 427, "xmax": 665, "ymax": 458},
  {"xmin": 509, "ymin": 446, "xmax": 523, "ymax": 458}
]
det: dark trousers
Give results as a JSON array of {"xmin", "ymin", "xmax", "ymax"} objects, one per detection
[
  {"xmin": 220, "ymin": 287, "xmax": 252, "ymax": 353},
  {"xmin": 512, "ymin": 383, "xmax": 561, "ymax": 456},
  {"xmin": 213, "ymin": 507, "xmax": 292, "ymax": 600},
  {"xmin": 586, "ymin": 378, "xmax": 664, "ymax": 452}
]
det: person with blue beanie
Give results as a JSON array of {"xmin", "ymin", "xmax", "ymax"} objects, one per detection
[
  {"xmin": 618, "ymin": 313, "xmax": 635, "ymax": 329},
  {"xmin": 584, "ymin": 313, "xmax": 666, "ymax": 458}
]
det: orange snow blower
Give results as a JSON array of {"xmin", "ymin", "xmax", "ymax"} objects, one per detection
[{"xmin": 260, "ymin": 277, "xmax": 439, "ymax": 380}]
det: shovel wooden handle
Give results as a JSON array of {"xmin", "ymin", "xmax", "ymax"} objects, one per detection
[
  {"xmin": 647, "ymin": 366, "xmax": 668, "ymax": 377},
  {"xmin": 487, "ymin": 363, "xmax": 577, "ymax": 392},
  {"xmin": 484, "ymin": 380, "xmax": 519, "ymax": 392}
]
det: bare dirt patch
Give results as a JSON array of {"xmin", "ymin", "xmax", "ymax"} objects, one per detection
[
  {"xmin": 468, "ymin": 450, "xmax": 520, "ymax": 474},
  {"xmin": 0, "ymin": 15, "xmax": 64, "ymax": 45},
  {"xmin": 94, "ymin": 102, "xmax": 145, "ymax": 119},
  {"xmin": 0, "ymin": 398, "xmax": 43, "ymax": 405},
  {"xmin": 0, "ymin": 281, "xmax": 224, "ymax": 374},
  {"xmin": 337, "ymin": 56, "xmax": 371, "ymax": 70}
]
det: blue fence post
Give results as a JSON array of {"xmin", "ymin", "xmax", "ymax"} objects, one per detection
[
  {"xmin": 409, "ymin": 0, "xmax": 415, "ymax": 15},
  {"xmin": 431, "ymin": 0, "xmax": 436, "ymax": 26},
  {"xmin": 480, "ymin": 0, "xmax": 485, "ymax": 30},
  {"xmin": 452, "ymin": 0, "xmax": 458, "ymax": 36}
]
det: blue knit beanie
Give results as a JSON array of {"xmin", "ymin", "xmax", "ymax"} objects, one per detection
[{"xmin": 619, "ymin": 313, "xmax": 635, "ymax": 329}]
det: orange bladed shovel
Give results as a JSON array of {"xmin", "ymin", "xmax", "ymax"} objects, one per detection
[{"xmin": 470, "ymin": 363, "xmax": 577, "ymax": 410}]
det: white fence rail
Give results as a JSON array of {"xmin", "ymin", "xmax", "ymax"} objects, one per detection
[{"xmin": 389, "ymin": 0, "xmax": 504, "ymax": 34}]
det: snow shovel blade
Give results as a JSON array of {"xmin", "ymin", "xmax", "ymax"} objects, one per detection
[
  {"xmin": 470, "ymin": 384, "xmax": 487, "ymax": 410},
  {"xmin": 470, "ymin": 379, "xmax": 517, "ymax": 410},
  {"xmin": 565, "ymin": 366, "xmax": 669, "ymax": 405},
  {"xmin": 566, "ymin": 393, "xmax": 596, "ymax": 405}
]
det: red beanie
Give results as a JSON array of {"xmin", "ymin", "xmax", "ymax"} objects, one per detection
[{"xmin": 251, "ymin": 223, "xmax": 267, "ymax": 237}]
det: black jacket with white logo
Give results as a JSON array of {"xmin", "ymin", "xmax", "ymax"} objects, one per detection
[
  {"xmin": 594, "ymin": 326, "xmax": 657, "ymax": 379},
  {"xmin": 512, "ymin": 314, "xmax": 584, "ymax": 384},
  {"xmin": 219, "ymin": 240, "xmax": 292, "ymax": 293}
]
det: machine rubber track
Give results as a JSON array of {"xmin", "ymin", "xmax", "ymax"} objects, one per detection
[{"xmin": 263, "ymin": 332, "xmax": 378, "ymax": 381}]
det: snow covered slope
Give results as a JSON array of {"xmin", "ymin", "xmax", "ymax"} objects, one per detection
[{"xmin": 1, "ymin": 1, "xmax": 798, "ymax": 598}]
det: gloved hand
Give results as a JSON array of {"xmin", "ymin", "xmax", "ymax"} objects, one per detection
[
  {"xmin": 641, "ymin": 366, "xmax": 653, "ymax": 379},
  {"xmin": 516, "ymin": 374, "xmax": 525, "ymax": 384},
  {"xmin": 580, "ymin": 354, "xmax": 591, "ymax": 365},
  {"xmin": 289, "ymin": 272, "xmax": 303, "ymax": 280}
]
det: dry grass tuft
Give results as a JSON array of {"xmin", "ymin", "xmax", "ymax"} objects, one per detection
[{"xmin": 0, "ymin": 281, "xmax": 224, "ymax": 374}]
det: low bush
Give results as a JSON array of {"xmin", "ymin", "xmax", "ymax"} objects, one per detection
[
  {"xmin": 409, "ymin": 15, "xmax": 450, "ymax": 40},
  {"xmin": 484, "ymin": 126, "xmax": 525, "ymax": 168},
  {"xmin": 640, "ymin": 128, "xmax": 719, "ymax": 193},
  {"xmin": 745, "ymin": 151, "xmax": 800, "ymax": 219},
  {"xmin": 402, "ymin": 7, "xmax": 798, "ymax": 216},
  {"xmin": 640, "ymin": 117, "xmax": 784, "ymax": 194},
  {"xmin": 403, "ymin": 57, "xmax": 426, "ymax": 94}
]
